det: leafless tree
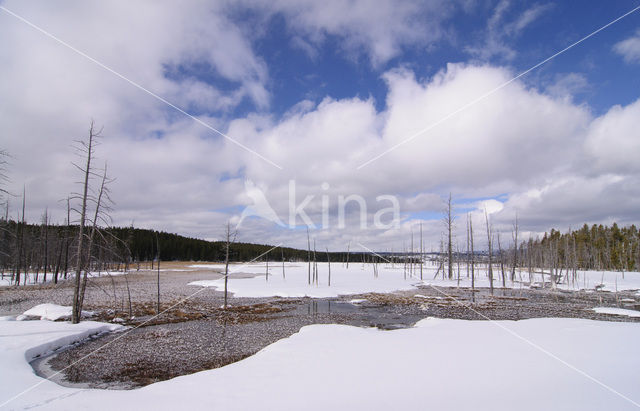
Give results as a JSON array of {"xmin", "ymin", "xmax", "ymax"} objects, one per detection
[
  {"xmin": 420, "ymin": 222, "xmax": 423, "ymax": 280},
  {"xmin": 497, "ymin": 231, "xmax": 505, "ymax": 287},
  {"xmin": 444, "ymin": 193, "xmax": 454, "ymax": 279},
  {"xmin": 485, "ymin": 208, "xmax": 494, "ymax": 295},
  {"xmin": 326, "ymin": 247, "xmax": 331, "ymax": 286},
  {"xmin": 469, "ymin": 213, "xmax": 475, "ymax": 292},
  {"xmin": 71, "ymin": 121, "xmax": 108, "ymax": 323},
  {"xmin": 307, "ymin": 227, "xmax": 311, "ymax": 284},
  {"xmin": 15, "ymin": 187, "xmax": 25, "ymax": 286},
  {"xmin": 156, "ymin": 233, "xmax": 161, "ymax": 313},
  {"xmin": 345, "ymin": 241, "xmax": 350, "ymax": 269},
  {"xmin": 78, "ymin": 163, "xmax": 113, "ymax": 315},
  {"xmin": 511, "ymin": 213, "xmax": 519, "ymax": 282},
  {"xmin": 223, "ymin": 221, "xmax": 237, "ymax": 309},
  {"xmin": 40, "ymin": 209, "xmax": 49, "ymax": 283}
]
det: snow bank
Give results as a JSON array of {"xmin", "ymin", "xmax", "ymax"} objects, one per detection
[
  {"xmin": 19, "ymin": 304, "xmax": 94, "ymax": 321},
  {"xmin": 592, "ymin": 307, "xmax": 640, "ymax": 318},
  {"xmin": 0, "ymin": 319, "xmax": 122, "ymax": 409},
  {"xmin": 1, "ymin": 316, "xmax": 639, "ymax": 410}
]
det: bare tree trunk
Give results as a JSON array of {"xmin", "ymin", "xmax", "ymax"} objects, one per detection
[
  {"xmin": 485, "ymin": 208, "xmax": 494, "ymax": 295},
  {"xmin": 446, "ymin": 193, "xmax": 453, "ymax": 280},
  {"xmin": 313, "ymin": 239, "xmax": 318, "ymax": 285},
  {"xmin": 41, "ymin": 209, "xmax": 48, "ymax": 283},
  {"xmin": 124, "ymin": 271, "xmax": 132, "ymax": 318},
  {"xmin": 420, "ymin": 223, "xmax": 423, "ymax": 280},
  {"xmin": 15, "ymin": 188, "xmax": 25, "ymax": 286},
  {"xmin": 307, "ymin": 227, "xmax": 311, "ymax": 285},
  {"xmin": 346, "ymin": 241, "xmax": 350, "ymax": 269},
  {"xmin": 78, "ymin": 164, "xmax": 110, "ymax": 314},
  {"xmin": 498, "ymin": 232, "xmax": 505, "ymax": 288},
  {"xmin": 470, "ymin": 214, "xmax": 475, "ymax": 291},
  {"xmin": 63, "ymin": 197, "xmax": 70, "ymax": 280},
  {"xmin": 156, "ymin": 233, "xmax": 161, "ymax": 314},
  {"xmin": 411, "ymin": 228, "xmax": 414, "ymax": 276},
  {"xmin": 223, "ymin": 222, "xmax": 235, "ymax": 309},
  {"xmin": 511, "ymin": 214, "xmax": 518, "ymax": 282},
  {"xmin": 72, "ymin": 122, "xmax": 98, "ymax": 324},
  {"xmin": 326, "ymin": 247, "xmax": 331, "ymax": 286}
]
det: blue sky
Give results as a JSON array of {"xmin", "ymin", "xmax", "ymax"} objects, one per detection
[
  {"xmin": 1, "ymin": 0, "xmax": 639, "ymax": 249},
  {"xmin": 176, "ymin": 0, "xmax": 640, "ymax": 119}
]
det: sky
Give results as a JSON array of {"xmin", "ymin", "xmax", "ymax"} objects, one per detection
[{"xmin": 1, "ymin": 0, "xmax": 639, "ymax": 252}]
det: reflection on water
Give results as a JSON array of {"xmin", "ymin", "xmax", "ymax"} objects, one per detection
[{"xmin": 296, "ymin": 299, "xmax": 425, "ymax": 330}]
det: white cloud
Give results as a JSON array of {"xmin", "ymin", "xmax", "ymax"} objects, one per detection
[
  {"xmin": 466, "ymin": 1, "xmax": 552, "ymax": 61},
  {"xmin": 1, "ymin": 2, "xmax": 638, "ymax": 251},
  {"xmin": 0, "ymin": 0, "xmax": 268, "ymax": 233},
  {"xmin": 544, "ymin": 72, "xmax": 589, "ymax": 100},
  {"xmin": 250, "ymin": 0, "xmax": 458, "ymax": 66},
  {"xmin": 614, "ymin": 29, "xmax": 640, "ymax": 64},
  {"xmin": 585, "ymin": 99, "xmax": 640, "ymax": 174}
]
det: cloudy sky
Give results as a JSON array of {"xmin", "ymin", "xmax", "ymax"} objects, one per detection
[{"xmin": 1, "ymin": 0, "xmax": 639, "ymax": 251}]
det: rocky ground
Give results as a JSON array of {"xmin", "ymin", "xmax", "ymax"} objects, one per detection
[{"xmin": 2, "ymin": 265, "xmax": 639, "ymax": 390}]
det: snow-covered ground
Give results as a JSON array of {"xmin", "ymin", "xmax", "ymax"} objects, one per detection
[
  {"xmin": 0, "ymin": 271, "xmax": 130, "ymax": 287},
  {"xmin": 0, "ymin": 309, "xmax": 638, "ymax": 410},
  {"xmin": 592, "ymin": 307, "xmax": 640, "ymax": 318},
  {"xmin": 19, "ymin": 304, "xmax": 93, "ymax": 321},
  {"xmin": 189, "ymin": 261, "xmax": 640, "ymax": 298}
]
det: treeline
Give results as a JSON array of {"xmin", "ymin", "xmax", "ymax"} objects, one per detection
[
  {"xmin": 106, "ymin": 226, "xmax": 371, "ymax": 263},
  {"xmin": 0, "ymin": 220, "xmax": 382, "ymax": 281},
  {"xmin": 526, "ymin": 223, "xmax": 640, "ymax": 272}
]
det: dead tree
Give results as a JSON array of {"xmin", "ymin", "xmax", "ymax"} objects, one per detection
[
  {"xmin": 497, "ymin": 232, "xmax": 505, "ymax": 287},
  {"xmin": 41, "ymin": 209, "xmax": 48, "ymax": 283},
  {"xmin": 511, "ymin": 214, "xmax": 519, "ymax": 282},
  {"xmin": 72, "ymin": 121, "xmax": 102, "ymax": 323},
  {"xmin": 485, "ymin": 208, "xmax": 494, "ymax": 295},
  {"xmin": 14, "ymin": 187, "xmax": 25, "ymax": 286},
  {"xmin": 326, "ymin": 247, "xmax": 331, "ymax": 286},
  {"xmin": 346, "ymin": 241, "xmax": 350, "ymax": 269},
  {"xmin": 78, "ymin": 163, "xmax": 113, "ymax": 315},
  {"xmin": 444, "ymin": 193, "xmax": 454, "ymax": 279},
  {"xmin": 307, "ymin": 227, "xmax": 311, "ymax": 284},
  {"xmin": 419, "ymin": 223, "xmax": 424, "ymax": 280},
  {"xmin": 63, "ymin": 197, "xmax": 71, "ymax": 280},
  {"xmin": 223, "ymin": 221, "xmax": 236, "ymax": 309},
  {"xmin": 156, "ymin": 233, "xmax": 160, "ymax": 314},
  {"xmin": 469, "ymin": 213, "xmax": 475, "ymax": 291}
]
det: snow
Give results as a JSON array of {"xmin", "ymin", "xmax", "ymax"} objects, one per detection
[
  {"xmin": 189, "ymin": 261, "xmax": 640, "ymax": 298},
  {"xmin": 0, "ymin": 318, "xmax": 122, "ymax": 410},
  {"xmin": 18, "ymin": 304, "xmax": 94, "ymax": 321},
  {"xmin": 0, "ymin": 270, "xmax": 132, "ymax": 287},
  {"xmin": 189, "ymin": 262, "xmax": 420, "ymax": 297},
  {"xmin": 188, "ymin": 264, "xmax": 226, "ymax": 269},
  {"xmin": 592, "ymin": 307, "xmax": 640, "ymax": 318},
  {"xmin": 0, "ymin": 315, "xmax": 639, "ymax": 410},
  {"xmin": 419, "ymin": 266, "xmax": 640, "ymax": 293}
]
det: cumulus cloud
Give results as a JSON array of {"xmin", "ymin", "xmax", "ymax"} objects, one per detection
[
  {"xmin": 1, "ymin": 1, "xmax": 638, "ymax": 251},
  {"xmin": 614, "ymin": 29, "xmax": 640, "ymax": 64},
  {"xmin": 585, "ymin": 99, "xmax": 640, "ymax": 175},
  {"xmin": 0, "ymin": 0, "xmax": 270, "ymax": 235},
  {"xmin": 247, "ymin": 0, "xmax": 459, "ymax": 66}
]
